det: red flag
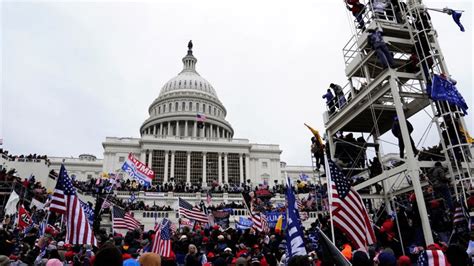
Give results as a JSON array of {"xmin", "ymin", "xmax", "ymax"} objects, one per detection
[{"xmin": 18, "ymin": 205, "xmax": 32, "ymax": 230}]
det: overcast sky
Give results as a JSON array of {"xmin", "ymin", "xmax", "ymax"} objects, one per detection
[{"xmin": 1, "ymin": 0, "xmax": 472, "ymax": 166}]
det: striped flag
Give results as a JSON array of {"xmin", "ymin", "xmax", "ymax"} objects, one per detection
[
  {"xmin": 296, "ymin": 196, "xmax": 304, "ymax": 210},
  {"xmin": 152, "ymin": 218, "xmax": 172, "ymax": 257},
  {"xmin": 50, "ymin": 169, "xmax": 67, "ymax": 214},
  {"xmin": 196, "ymin": 113, "xmax": 207, "ymax": 122},
  {"xmin": 178, "ymin": 198, "xmax": 208, "ymax": 223},
  {"xmin": 251, "ymin": 212, "xmax": 269, "ymax": 233},
  {"xmin": 326, "ymin": 157, "xmax": 376, "ymax": 249},
  {"xmin": 417, "ymin": 250, "xmax": 449, "ymax": 265},
  {"xmin": 296, "ymin": 197, "xmax": 309, "ymax": 221},
  {"xmin": 54, "ymin": 165, "xmax": 96, "ymax": 245},
  {"xmin": 453, "ymin": 200, "xmax": 469, "ymax": 227},
  {"xmin": 112, "ymin": 206, "xmax": 141, "ymax": 231}
]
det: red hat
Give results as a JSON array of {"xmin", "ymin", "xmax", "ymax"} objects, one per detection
[
  {"xmin": 122, "ymin": 253, "xmax": 132, "ymax": 260},
  {"xmin": 397, "ymin": 255, "xmax": 411, "ymax": 266},
  {"xmin": 203, "ymin": 237, "xmax": 209, "ymax": 243}
]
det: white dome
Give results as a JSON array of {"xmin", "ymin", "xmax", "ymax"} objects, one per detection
[
  {"xmin": 160, "ymin": 71, "xmax": 218, "ymax": 98},
  {"xmin": 140, "ymin": 41, "xmax": 234, "ymax": 139}
]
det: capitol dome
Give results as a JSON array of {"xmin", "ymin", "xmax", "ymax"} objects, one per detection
[{"xmin": 140, "ymin": 41, "xmax": 234, "ymax": 139}]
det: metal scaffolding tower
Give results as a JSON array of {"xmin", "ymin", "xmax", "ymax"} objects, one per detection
[{"xmin": 324, "ymin": 0, "xmax": 473, "ymax": 245}]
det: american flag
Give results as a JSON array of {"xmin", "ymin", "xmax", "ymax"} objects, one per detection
[
  {"xmin": 417, "ymin": 250, "xmax": 449, "ymax": 266},
  {"xmin": 196, "ymin": 113, "xmax": 207, "ymax": 122},
  {"xmin": 52, "ymin": 165, "xmax": 96, "ymax": 245},
  {"xmin": 296, "ymin": 196, "xmax": 304, "ymax": 210},
  {"xmin": 178, "ymin": 198, "xmax": 208, "ymax": 223},
  {"xmin": 151, "ymin": 218, "xmax": 172, "ymax": 257},
  {"xmin": 50, "ymin": 169, "xmax": 67, "ymax": 214},
  {"xmin": 296, "ymin": 196, "xmax": 308, "ymax": 221},
  {"xmin": 251, "ymin": 212, "xmax": 269, "ymax": 233},
  {"xmin": 112, "ymin": 206, "xmax": 142, "ymax": 231},
  {"xmin": 326, "ymin": 157, "xmax": 375, "ymax": 249},
  {"xmin": 453, "ymin": 200, "xmax": 469, "ymax": 227}
]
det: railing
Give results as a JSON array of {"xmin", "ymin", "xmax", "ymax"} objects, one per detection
[
  {"xmin": 343, "ymin": 0, "xmax": 406, "ymax": 66},
  {"xmin": 126, "ymin": 135, "xmax": 251, "ymax": 144},
  {"xmin": 113, "ymin": 191, "xmax": 288, "ymax": 201}
]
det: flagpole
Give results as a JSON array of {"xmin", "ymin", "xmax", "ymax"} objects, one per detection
[
  {"xmin": 324, "ymin": 154, "xmax": 336, "ymax": 244},
  {"xmin": 59, "ymin": 214, "xmax": 64, "ymax": 231},
  {"xmin": 391, "ymin": 198, "xmax": 405, "ymax": 255}
]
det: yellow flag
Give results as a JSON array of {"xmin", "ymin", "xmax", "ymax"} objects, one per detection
[
  {"xmin": 275, "ymin": 214, "xmax": 283, "ymax": 234},
  {"xmin": 460, "ymin": 126, "xmax": 474, "ymax": 144},
  {"xmin": 304, "ymin": 123, "xmax": 323, "ymax": 145}
]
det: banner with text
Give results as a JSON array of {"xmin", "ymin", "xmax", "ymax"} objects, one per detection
[
  {"xmin": 264, "ymin": 211, "xmax": 287, "ymax": 228},
  {"xmin": 121, "ymin": 153, "xmax": 154, "ymax": 187}
]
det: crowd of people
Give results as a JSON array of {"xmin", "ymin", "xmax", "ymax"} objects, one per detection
[
  {"xmin": 2, "ymin": 149, "xmax": 51, "ymax": 166},
  {"xmin": 2, "ymin": 154, "xmax": 474, "ymax": 266},
  {"xmin": 1, "ymin": 189, "xmax": 474, "ymax": 266}
]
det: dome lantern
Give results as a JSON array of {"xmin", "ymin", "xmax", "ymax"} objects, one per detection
[{"xmin": 181, "ymin": 40, "xmax": 197, "ymax": 73}]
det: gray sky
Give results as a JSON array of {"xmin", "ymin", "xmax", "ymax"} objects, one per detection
[{"xmin": 1, "ymin": 0, "xmax": 473, "ymax": 166}]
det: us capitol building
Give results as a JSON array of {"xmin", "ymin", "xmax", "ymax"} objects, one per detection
[{"xmin": 35, "ymin": 42, "xmax": 314, "ymax": 189}]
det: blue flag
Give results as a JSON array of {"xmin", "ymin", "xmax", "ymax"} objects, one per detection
[
  {"xmin": 236, "ymin": 216, "xmax": 253, "ymax": 230},
  {"xmin": 430, "ymin": 74, "xmax": 468, "ymax": 114},
  {"xmin": 299, "ymin": 173, "xmax": 309, "ymax": 181},
  {"xmin": 451, "ymin": 10, "xmax": 465, "ymax": 32},
  {"xmin": 79, "ymin": 199, "xmax": 95, "ymax": 226},
  {"xmin": 129, "ymin": 192, "xmax": 137, "ymax": 203},
  {"xmin": 285, "ymin": 177, "xmax": 307, "ymax": 257}
]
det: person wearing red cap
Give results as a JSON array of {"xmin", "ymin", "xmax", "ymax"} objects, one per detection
[{"xmin": 397, "ymin": 255, "xmax": 411, "ymax": 266}]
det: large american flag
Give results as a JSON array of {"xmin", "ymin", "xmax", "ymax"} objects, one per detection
[
  {"xmin": 112, "ymin": 206, "xmax": 142, "ymax": 231},
  {"xmin": 251, "ymin": 212, "xmax": 269, "ymax": 233},
  {"xmin": 417, "ymin": 250, "xmax": 449, "ymax": 266},
  {"xmin": 152, "ymin": 218, "xmax": 172, "ymax": 257},
  {"xmin": 327, "ymin": 158, "xmax": 375, "ymax": 249},
  {"xmin": 52, "ymin": 165, "xmax": 96, "ymax": 245},
  {"xmin": 178, "ymin": 198, "xmax": 208, "ymax": 223}
]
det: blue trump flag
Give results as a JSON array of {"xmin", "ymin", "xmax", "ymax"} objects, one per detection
[
  {"xmin": 285, "ymin": 177, "xmax": 307, "ymax": 257},
  {"xmin": 430, "ymin": 74, "xmax": 468, "ymax": 115},
  {"xmin": 79, "ymin": 199, "xmax": 95, "ymax": 226}
]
